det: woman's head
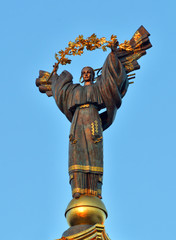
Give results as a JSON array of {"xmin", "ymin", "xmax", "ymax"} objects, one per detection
[{"xmin": 81, "ymin": 67, "xmax": 95, "ymax": 85}]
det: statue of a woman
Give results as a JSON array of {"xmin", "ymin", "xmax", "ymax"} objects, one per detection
[
  {"xmin": 36, "ymin": 26, "xmax": 151, "ymax": 200},
  {"xmin": 49, "ymin": 49, "xmax": 128, "ymax": 199}
]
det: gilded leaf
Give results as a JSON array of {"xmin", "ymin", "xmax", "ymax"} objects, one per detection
[
  {"xmin": 90, "ymin": 33, "xmax": 97, "ymax": 39},
  {"xmin": 68, "ymin": 41, "xmax": 74, "ymax": 47},
  {"xmin": 102, "ymin": 46, "xmax": 107, "ymax": 51},
  {"xmin": 111, "ymin": 34, "xmax": 117, "ymax": 40}
]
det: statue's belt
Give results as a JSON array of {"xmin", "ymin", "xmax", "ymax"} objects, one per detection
[
  {"xmin": 79, "ymin": 104, "xmax": 98, "ymax": 110},
  {"xmin": 79, "ymin": 104, "xmax": 90, "ymax": 109},
  {"xmin": 69, "ymin": 165, "xmax": 103, "ymax": 173}
]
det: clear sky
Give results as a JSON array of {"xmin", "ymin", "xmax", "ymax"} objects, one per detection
[{"xmin": 1, "ymin": 0, "xmax": 176, "ymax": 240}]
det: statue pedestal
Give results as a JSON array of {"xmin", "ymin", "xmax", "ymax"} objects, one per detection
[
  {"xmin": 65, "ymin": 196, "xmax": 107, "ymax": 226},
  {"xmin": 57, "ymin": 224, "xmax": 110, "ymax": 240},
  {"xmin": 57, "ymin": 196, "xmax": 110, "ymax": 239}
]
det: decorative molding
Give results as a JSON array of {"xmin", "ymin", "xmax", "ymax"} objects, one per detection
[{"xmin": 57, "ymin": 224, "xmax": 110, "ymax": 240}]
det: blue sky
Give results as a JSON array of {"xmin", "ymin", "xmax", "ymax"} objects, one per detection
[{"xmin": 1, "ymin": 0, "xmax": 176, "ymax": 240}]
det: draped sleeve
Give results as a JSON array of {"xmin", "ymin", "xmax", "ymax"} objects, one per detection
[
  {"xmin": 96, "ymin": 52, "xmax": 129, "ymax": 130},
  {"xmin": 51, "ymin": 70, "xmax": 76, "ymax": 122}
]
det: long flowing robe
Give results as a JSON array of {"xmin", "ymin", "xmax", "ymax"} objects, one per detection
[{"xmin": 51, "ymin": 52, "xmax": 128, "ymax": 197}]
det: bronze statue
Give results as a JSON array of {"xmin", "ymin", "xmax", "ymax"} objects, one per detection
[{"xmin": 36, "ymin": 25, "xmax": 152, "ymax": 200}]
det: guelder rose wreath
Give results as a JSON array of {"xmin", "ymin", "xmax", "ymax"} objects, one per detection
[
  {"xmin": 48, "ymin": 34, "xmax": 133, "ymax": 81},
  {"xmin": 36, "ymin": 26, "xmax": 152, "ymax": 97}
]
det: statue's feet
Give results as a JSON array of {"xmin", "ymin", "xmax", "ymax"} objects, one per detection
[{"xmin": 73, "ymin": 192, "xmax": 81, "ymax": 199}]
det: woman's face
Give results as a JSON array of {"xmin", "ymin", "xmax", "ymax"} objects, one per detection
[{"xmin": 82, "ymin": 67, "xmax": 93, "ymax": 84}]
